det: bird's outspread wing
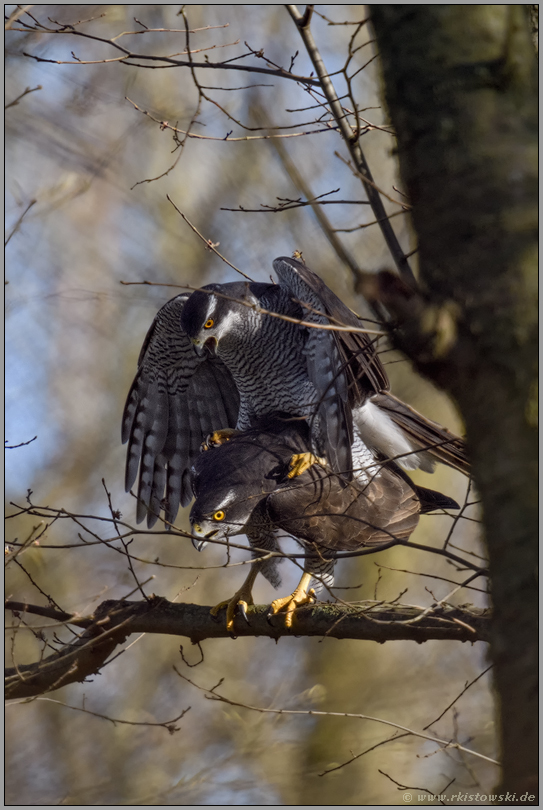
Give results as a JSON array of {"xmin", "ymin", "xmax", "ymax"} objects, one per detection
[
  {"xmin": 273, "ymin": 257, "xmax": 470, "ymax": 477},
  {"xmin": 273, "ymin": 257, "xmax": 357, "ymax": 477},
  {"xmin": 122, "ymin": 294, "xmax": 239, "ymax": 527},
  {"xmin": 273, "ymin": 255, "xmax": 389, "ymax": 401}
]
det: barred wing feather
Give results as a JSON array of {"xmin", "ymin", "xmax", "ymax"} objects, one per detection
[
  {"xmin": 122, "ymin": 294, "xmax": 239, "ymax": 527},
  {"xmin": 273, "ymin": 256, "xmax": 353, "ymax": 477}
]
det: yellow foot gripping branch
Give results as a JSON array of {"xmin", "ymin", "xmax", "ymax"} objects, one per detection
[
  {"xmin": 268, "ymin": 572, "xmax": 316, "ymax": 628},
  {"xmin": 210, "ymin": 567, "xmax": 259, "ymax": 632}
]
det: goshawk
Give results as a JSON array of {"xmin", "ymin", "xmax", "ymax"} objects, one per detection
[
  {"xmin": 189, "ymin": 415, "xmax": 460, "ymax": 629},
  {"xmin": 122, "ymin": 256, "xmax": 468, "ymax": 528}
]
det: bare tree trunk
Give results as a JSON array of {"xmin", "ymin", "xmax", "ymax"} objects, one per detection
[{"xmin": 370, "ymin": 5, "xmax": 538, "ymax": 801}]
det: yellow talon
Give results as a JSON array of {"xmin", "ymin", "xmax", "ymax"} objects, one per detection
[
  {"xmin": 211, "ymin": 594, "xmax": 253, "ymax": 632},
  {"xmin": 210, "ymin": 567, "xmax": 259, "ymax": 632},
  {"xmin": 287, "ymin": 452, "xmax": 325, "ymax": 479},
  {"xmin": 269, "ymin": 572, "xmax": 316, "ymax": 628},
  {"xmin": 201, "ymin": 428, "xmax": 239, "ymax": 452}
]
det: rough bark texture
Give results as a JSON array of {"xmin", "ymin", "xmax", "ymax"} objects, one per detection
[
  {"xmin": 5, "ymin": 597, "xmax": 490, "ymax": 699},
  {"xmin": 370, "ymin": 5, "xmax": 538, "ymax": 801}
]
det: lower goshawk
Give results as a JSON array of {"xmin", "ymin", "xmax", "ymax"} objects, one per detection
[{"xmin": 189, "ymin": 415, "xmax": 460, "ymax": 629}]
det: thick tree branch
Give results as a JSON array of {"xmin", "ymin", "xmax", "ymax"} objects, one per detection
[{"xmin": 5, "ymin": 597, "xmax": 490, "ymax": 700}]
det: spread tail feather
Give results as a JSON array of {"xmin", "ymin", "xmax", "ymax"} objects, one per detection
[{"xmin": 356, "ymin": 393, "xmax": 469, "ymax": 475}]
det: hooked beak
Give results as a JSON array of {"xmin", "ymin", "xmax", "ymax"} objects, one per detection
[
  {"xmin": 191, "ymin": 336, "xmax": 218, "ymax": 357},
  {"xmin": 191, "ymin": 523, "xmax": 218, "ymax": 552}
]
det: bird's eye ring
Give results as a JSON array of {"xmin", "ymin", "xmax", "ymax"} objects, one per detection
[
  {"xmin": 213, "ymin": 510, "xmax": 225, "ymax": 521},
  {"xmin": 204, "ymin": 318, "xmax": 214, "ymax": 329}
]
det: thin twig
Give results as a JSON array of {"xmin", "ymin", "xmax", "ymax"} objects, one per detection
[
  {"xmin": 319, "ymin": 731, "xmax": 410, "ymax": 776},
  {"xmin": 5, "ymin": 200, "xmax": 36, "ymax": 246},
  {"xmin": 127, "ymin": 96, "xmax": 336, "ymax": 141},
  {"xmin": 286, "ymin": 5, "xmax": 416, "ymax": 286},
  {"xmin": 5, "ymin": 436, "xmax": 38, "ymax": 449},
  {"xmin": 19, "ymin": 697, "xmax": 190, "ymax": 733},
  {"xmin": 5, "ymin": 84, "xmax": 42, "ymax": 109},
  {"xmin": 20, "ymin": 18, "xmax": 321, "ymax": 85},
  {"xmin": 166, "ymin": 196, "xmax": 253, "ymax": 280},
  {"xmin": 423, "ymin": 665, "xmax": 494, "ymax": 729},
  {"xmin": 5, "ymin": 5, "xmax": 35, "ymax": 30},
  {"xmin": 177, "ymin": 670, "xmax": 499, "ymax": 766}
]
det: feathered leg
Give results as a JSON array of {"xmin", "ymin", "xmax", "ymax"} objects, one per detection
[{"xmin": 211, "ymin": 507, "xmax": 282, "ymax": 632}]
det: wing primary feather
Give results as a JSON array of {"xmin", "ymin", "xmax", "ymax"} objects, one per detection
[
  {"xmin": 274, "ymin": 256, "xmax": 354, "ymax": 475},
  {"xmin": 273, "ymin": 255, "xmax": 389, "ymax": 401},
  {"xmin": 123, "ymin": 294, "xmax": 239, "ymax": 524},
  {"xmin": 147, "ymin": 455, "xmax": 167, "ymax": 529}
]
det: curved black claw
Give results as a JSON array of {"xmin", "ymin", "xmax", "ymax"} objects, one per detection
[
  {"xmin": 200, "ymin": 428, "xmax": 239, "ymax": 453},
  {"xmin": 238, "ymin": 601, "xmax": 250, "ymax": 624}
]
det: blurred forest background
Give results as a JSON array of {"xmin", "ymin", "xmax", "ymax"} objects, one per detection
[{"xmin": 6, "ymin": 5, "xmax": 495, "ymax": 805}]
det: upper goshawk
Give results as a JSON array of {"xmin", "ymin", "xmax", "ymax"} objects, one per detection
[
  {"xmin": 189, "ymin": 415, "xmax": 460, "ymax": 629},
  {"xmin": 122, "ymin": 256, "xmax": 468, "ymax": 528}
]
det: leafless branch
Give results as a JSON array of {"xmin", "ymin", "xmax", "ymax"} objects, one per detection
[
  {"xmin": 18, "ymin": 697, "xmax": 190, "ymax": 734},
  {"xmin": 4, "ymin": 597, "xmax": 491, "ymax": 699},
  {"xmin": 286, "ymin": 5, "xmax": 416, "ymax": 286},
  {"xmin": 334, "ymin": 208, "xmax": 407, "ymax": 234},
  {"xmin": 165, "ymin": 196, "xmax": 253, "ymax": 280},
  {"xmin": 221, "ymin": 190, "xmax": 372, "ymax": 213},
  {"xmin": 176, "ymin": 670, "xmax": 499, "ymax": 766},
  {"xmin": 5, "ymin": 84, "xmax": 42, "ymax": 109},
  {"xmin": 379, "ymin": 769, "xmax": 453, "ymax": 806},
  {"xmin": 4, "ymin": 4, "xmax": 35, "ymax": 30},
  {"xmin": 102, "ymin": 479, "xmax": 149, "ymax": 602},
  {"xmin": 17, "ymin": 12, "xmax": 320, "ymax": 85},
  {"xmin": 126, "ymin": 96, "xmax": 336, "ymax": 142},
  {"xmin": 5, "ymin": 435, "xmax": 38, "ymax": 449},
  {"xmin": 334, "ymin": 151, "xmax": 410, "ymax": 208},
  {"xmin": 376, "ymin": 563, "xmax": 488, "ymax": 594},
  {"xmin": 250, "ymin": 104, "xmax": 372, "ymax": 285},
  {"xmin": 319, "ymin": 730, "xmax": 410, "ymax": 776},
  {"xmin": 5, "ymin": 199, "xmax": 36, "ymax": 247},
  {"xmin": 7, "ymin": 489, "xmax": 483, "ymax": 577},
  {"xmin": 312, "ymin": 9, "xmax": 371, "ymax": 27},
  {"xmin": 423, "ymin": 665, "xmax": 494, "ymax": 730}
]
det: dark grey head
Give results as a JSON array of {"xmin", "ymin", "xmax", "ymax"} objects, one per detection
[
  {"xmin": 180, "ymin": 281, "xmax": 270, "ymax": 354},
  {"xmin": 189, "ymin": 484, "xmax": 263, "ymax": 551},
  {"xmin": 189, "ymin": 417, "xmax": 302, "ymax": 550}
]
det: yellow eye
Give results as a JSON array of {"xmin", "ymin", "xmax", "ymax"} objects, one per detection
[
  {"xmin": 204, "ymin": 318, "xmax": 214, "ymax": 329},
  {"xmin": 213, "ymin": 510, "xmax": 225, "ymax": 521}
]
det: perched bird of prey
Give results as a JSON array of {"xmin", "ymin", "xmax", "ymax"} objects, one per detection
[
  {"xmin": 122, "ymin": 256, "xmax": 468, "ymax": 528},
  {"xmin": 189, "ymin": 415, "xmax": 460, "ymax": 629}
]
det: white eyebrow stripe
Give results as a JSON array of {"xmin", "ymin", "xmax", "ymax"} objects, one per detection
[
  {"xmin": 215, "ymin": 307, "xmax": 243, "ymax": 338},
  {"xmin": 207, "ymin": 295, "xmax": 218, "ymax": 318}
]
